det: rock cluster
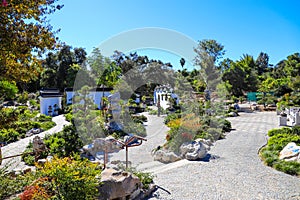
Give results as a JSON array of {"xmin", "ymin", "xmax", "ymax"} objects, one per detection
[{"xmin": 153, "ymin": 139, "xmax": 213, "ymax": 163}]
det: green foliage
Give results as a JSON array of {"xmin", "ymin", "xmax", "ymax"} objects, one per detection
[
  {"xmin": 131, "ymin": 115, "xmax": 147, "ymax": 124},
  {"xmin": 118, "ymin": 165, "xmax": 154, "ymax": 190},
  {"xmin": 40, "ymin": 45, "xmax": 87, "ymax": 91},
  {"xmin": 17, "ymin": 92, "xmax": 29, "ymax": 104},
  {"xmin": 0, "ymin": 166, "xmax": 34, "ymax": 200},
  {"xmin": 23, "ymin": 124, "xmax": 83, "ymax": 165},
  {"xmin": 0, "ymin": 80, "xmax": 18, "ymax": 101},
  {"xmin": 31, "ymin": 156, "xmax": 102, "ymax": 200},
  {"xmin": 0, "ymin": 128, "xmax": 19, "ymax": 143},
  {"xmin": 273, "ymin": 161, "xmax": 300, "ymax": 176},
  {"xmin": 260, "ymin": 126, "xmax": 300, "ymax": 176},
  {"xmin": 133, "ymin": 171, "xmax": 154, "ymax": 189},
  {"xmin": 164, "ymin": 113, "xmax": 181, "ymax": 124},
  {"xmin": 44, "ymin": 124, "xmax": 83, "ymax": 158},
  {"xmin": 268, "ymin": 127, "xmax": 291, "ymax": 137},
  {"xmin": 65, "ymin": 112, "xmax": 73, "ymax": 122}
]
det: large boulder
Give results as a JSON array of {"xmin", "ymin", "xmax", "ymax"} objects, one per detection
[
  {"xmin": 153, "ymin": 150, "xmax": 181, "ymax": 163},
  {"xmin": 98, "ymin": 168, "xmax": 142, "ymax": 200},
  {"xmin": 180, "ymin": 140, "xmax": 208, "ymax": 161},
  {"xmin": 279, "ymin": 142, "xmax": 300, "ymax": 162}
]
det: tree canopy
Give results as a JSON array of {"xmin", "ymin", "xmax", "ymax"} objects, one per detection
[{"xmin": 0, "ymin": 0, "xmax": 62, "ymax": 83}]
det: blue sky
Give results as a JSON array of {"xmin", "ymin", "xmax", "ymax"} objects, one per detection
[{"xmin": 48, "ymin": 0, "xmax": 300, "ymax": 70}]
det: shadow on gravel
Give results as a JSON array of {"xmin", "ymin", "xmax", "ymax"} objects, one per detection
[
  {"xmin": 195, "ymin": 154, "xmax": 220, "ymax": 162},
  {"xmin": 144, "ymin": 185, "xmax": 171, "ymax": 199}
]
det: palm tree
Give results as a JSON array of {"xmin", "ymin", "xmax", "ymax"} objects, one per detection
[{"xmin": 180, "ymin": 58, "xmax": 185, "ymax": 68}]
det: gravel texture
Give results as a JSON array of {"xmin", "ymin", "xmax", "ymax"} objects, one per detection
[
  {"xmin": 109, "ymin": 111, "xmax": 300, "ymax": 200},
  {"xmin": 148, "ymin": 112, "xmax": 300, "ymax": 200}
]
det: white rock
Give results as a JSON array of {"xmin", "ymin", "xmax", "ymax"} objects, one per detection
[
  {"xmin": 279, "ymin": 142, "xmax": 300, "ymax": 160},
  {"xmin": 180, "ymin": 141, "xmax": 208, "ymax": 161},
  {"xmin": 153, "ymin": 150, "xmax": 181, "ymax": 163}
]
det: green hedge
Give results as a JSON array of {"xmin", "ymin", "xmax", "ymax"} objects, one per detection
[{"xmin": 260, "ymin": 126, "xmax": 300, "ymax": 176}]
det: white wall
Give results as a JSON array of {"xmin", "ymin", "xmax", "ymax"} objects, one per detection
[
  {"xmin": 154, "ymin": 88, "xmax": 179, "ymax": 110},
  {"xmin": 66, "ymin": 91, "xmax": 111, "ymax": 109},
  {"xmin": 39, "ymin": 97, "xmax": 62, "ymax": 116}
]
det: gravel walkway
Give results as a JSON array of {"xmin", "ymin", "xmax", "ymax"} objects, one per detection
[
  {"xmin": 1, "ymin": 115, "xmax": 70, "ymax": 171},
  {"xmin": 108, "ymin": 111, "xmax": 300, "ymax": 199},
  {"xmin": 148, "ymin": 112, "xmax": 300, "ymax": 200}
]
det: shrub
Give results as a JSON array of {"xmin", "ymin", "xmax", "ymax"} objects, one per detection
[
  {"xmin": 36, "ymin": 114, "xmax": 52, "ymax": 122},
  {"xmin": 164, "ymin": 113, "xmax": 181, "ymax": 124},
  {"xmin": 0, "ymin": 166, "xmax": 34, "ymax": 199},
  {"xmin": 18, "ymin": 92, "xmax": 29, "ymax": 104},
  {"xmin": 273, "ymin": 161, "xmax": 300, "ymax": 176},
  {"xmin": 31, "ymin": 156, "xmax": 102, "ymax": 200},
  {"xmin": 65, "ymin": 112, "xmax": 73, "ymax": 122},
  {"xmin": 260, "ymin": 126, "xmax": 300, "ymax": 176},
  {"xmin": 131, "ymin": 115, "xmax": 147, "ymax": 124},
  {"xmin": 0, "ymin": 128, "xmax": 19, "ymax": 143},
  {"xmin": 133, "ymin": 171, "xmax": 154, "ymax": 189},
  {"xmin": 268, "ymin": 127, "xmax": 291, "ymax": 137}
]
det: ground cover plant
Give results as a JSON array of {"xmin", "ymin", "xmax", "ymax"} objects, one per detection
[
  {"xmin": 260, "ymin": 126, "xmax": 300, "ymax": 176},
  {"xmin": 0, "ymin": 106, "xmax": 55, "ymax": 144}
]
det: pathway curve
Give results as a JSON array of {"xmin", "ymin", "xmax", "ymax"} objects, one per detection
[
  {"xmin": 1, "ymin": 115, "xmax": 70, "ymax": 171},
  {"xmin": 108, "ymin": 113, "xmax": 169, "ymax": 171},
  {"xmin": 108, "ymin": 111, "xmax": 300, "ymax": 199},
  {"xmin": 148, "ymin": 112, "xmax": 300, "ymax": 200}
]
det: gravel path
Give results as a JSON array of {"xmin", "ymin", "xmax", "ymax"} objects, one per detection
[
  {"xmin": 108, "ymin": 113, "xmax": 168, "ymax": 171},
  {"xmin": 148, "ymin": 112, "xmax": 300, "ymax": 200},
  {"xmin": 109, "ymin": 111, "xmax": 300, "ymax": 199},
  {"xmin": 1, "ymin": 115, "xmax": 70, "ymax": 171}
]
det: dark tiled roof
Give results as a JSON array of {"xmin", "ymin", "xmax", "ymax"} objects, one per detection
[
  {"xmin": 40, "ymin": 88, "xmax": 63, "ymax": 97},
  {"xmin": 65, "ymin": 87, "xmax": 113, "ymax": 92}
]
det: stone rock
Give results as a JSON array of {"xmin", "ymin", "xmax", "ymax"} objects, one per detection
[
  {"xmin": 98, "ymin": 168, "xmax": 142, "ymax": 200},
  {"xmin": 23, "ymin": 166, "xmax": 32, "ymax": 174},
  {"xmin": 195, "ymin": 138, "xmax": 213, "ymax": 151},
  {"xmin": 228, "ymin": 112, "xmax": 237, "ymax": 117},
  {"xmin": 153, "ymin": 150, "xmax": 181, "ymax": 163},
  {"xmin": 279, "ymin": 142, "xmax": 300, "ymax": 161},
  {"xmin": 37, "ymin": 159, "xmax": 47, "ymax": 165},
  {"xmin": 12, "ymin": 168, "xmax": 22, "ymax": 176},
  {"xmin": 180, "ymin": 141, "xmax": 208, "ymax": 161}
]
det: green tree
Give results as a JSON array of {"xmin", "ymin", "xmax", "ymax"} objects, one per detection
[
  {"xmin": 0, "ymin": 80, "xmax": 18, "ymax": 101},
  {"xmin": 222, "ymin": 54, "xmax": 259, "ymax": 97},
  {"xmin": 0, "ymin": 0, "xmax": 62, "ymax": 83},
  {"xmin": 283, "ymin": 53, "xmax": 300, "ymax": 77},
  {"xmin": 40, "ymin": 45, "xmax": 87, "ymax": 91},
  {"xmin": 194, "ymin": 39, "xmax": 225, "ymax": 64},
  {"xmin": 255, "ymin": 52, "xmax": 269, "ymax": 76}
]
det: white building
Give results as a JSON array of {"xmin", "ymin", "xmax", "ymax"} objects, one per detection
[
  {"xmin": 65, "ymin": 87, "xmax": 113, "ymax": 109},
  {"xmin": 39, "ymin": 89, "xmax": 63, "ymax": 116},
  {"xmin": 153, "ymin": 85, "xmax": 179, "ymax": 110}
]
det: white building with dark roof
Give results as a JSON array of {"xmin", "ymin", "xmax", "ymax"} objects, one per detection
[
  {"xmin": 65, "ymin": 86, "xmax": 113, "ymax": 109},
  {"xmin": 153, "ymin": 85, "xmax": 179, "ymax": 110},
  {"xmin": 39, "ymin": 89, "xmax": 63, "ymax": 116}
]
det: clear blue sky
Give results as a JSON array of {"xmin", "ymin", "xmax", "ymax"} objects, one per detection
[{"xmin": 48, "ymin": 0, "xmax": 300, "ymax": 70}]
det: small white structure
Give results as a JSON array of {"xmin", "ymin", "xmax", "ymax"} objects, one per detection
[
  {"xmin": 39, "ymin": 89, "xmax": 62, "ymax": 116},
  {"xmin": 153, "ymin": 85, "xmax": 179, "ymax": 110},
  {"xmin": 65, "ymin": 87, "xmax": 113, "ymax": 109},
  {"xmin": 285, "ymin": 107, "xmax": 300, "ymax": 126}
]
